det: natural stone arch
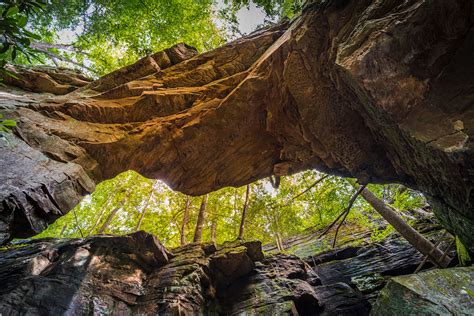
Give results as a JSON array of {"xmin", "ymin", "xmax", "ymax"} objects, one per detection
[{"xmin": 1, "ymin": 0, "xmax": 473, "ymax": 250}]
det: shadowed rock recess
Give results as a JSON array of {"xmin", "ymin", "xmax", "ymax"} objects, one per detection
[
  {"xmin": 0, "ymin": 232, "xmax": 317, "ymax": 315},
  {"xmin": 0, "ymin": 0, "xmax": 473, "ymax": 249},
  {"xmin": 0, "ymin": 223, "xmax": 468, "ymax": 315}
]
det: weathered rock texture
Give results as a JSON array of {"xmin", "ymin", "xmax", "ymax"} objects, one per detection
[
  {"xmin": 265, "ymin": 218, "xmax": 456, "ymax": 305},
  {"xmin": 0, "ymin": 1, "xmax": 473, "ymax": 248},
  {"xmin": 372, "ymin": 266, "xmax": 474, "ymax": 315},
  {"xmin": 0, "ymin": 221, "xmax": 463, "ymax": 315},
  {"xmin": 0, "ymin": 232, "xmax": 326, "ymax": 315}
]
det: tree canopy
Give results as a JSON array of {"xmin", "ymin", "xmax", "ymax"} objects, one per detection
[
  {"xmin": 2, "ymin": 1, "xmax": 439, "ymax": 253},
  {"xmin": 1, "ymin": 0, "xmax": 303, "ymax": 76},
  {"xmin": 36, "ymin": 169, "xmax": 426, "ymax": 250},
  {"xmin": 24, "ymin": 0, "xmax": 227, "ymax": 75}
]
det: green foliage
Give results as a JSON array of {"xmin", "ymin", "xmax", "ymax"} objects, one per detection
[
  {"xmin": 36, "ymin": 168, "xmax": 427, "ymax": 250},
  {"xmin": 456, "ymin": 236, "xmax": 471, "ymax": 266},
  {"xmin": 370, "ymin": 225, "xmax": 394, "ymax": 243},
  {"xmin": 0, "ymin": 113, "xmax": 17, "ymax": 139},
  {"xmin": 8, "ymin": 1, "xmax": 305, "ymax": 75},
  {"xmin": 0, "ymin": 0, "xmax": 45, "ymax": 79},
  {"xmin": 24, "ymin": 0, "xmax": 227, "ymax": 75},
  {"xmin": 226, "ymin": 0, "xmax": 303, "ymax": 20}
]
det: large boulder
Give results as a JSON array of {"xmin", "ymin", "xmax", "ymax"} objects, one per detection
[
  {"xmin": 0, "ymin": 234, "xmax": 323, "ymax": 315},
  {"xmin": 372, "ymin": 266, "xmax": 474, "ymax": 315},
  {"xmin": 0, "ymin": 224, "xmax": 463, "ymax": 315},
  {"xmin": 0, "ymin": 231, "xmax": 171, "ymax": 315}
]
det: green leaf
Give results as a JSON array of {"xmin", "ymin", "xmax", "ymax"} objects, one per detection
[
  {"xmin": 5, "ymin": 6, "xmax": 19, "ymax": 18},
  {"xmin": 1, "ymin": 119, "xmax": 17, "ymax": 127},
  {"xmin": 0, "ymin": 68, "xmax": 19, "ymax": 79},
  {"xmin": 23, "ymin": 30, "xmax": 41, "ymax": 40},
  {"xmin": 17, "ymin": 15, "xmax": 28, "ymax": 28}
]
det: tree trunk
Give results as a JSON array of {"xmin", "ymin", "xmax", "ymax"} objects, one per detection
[
  {"xmin": 135, "ymin": 180, "xmax": 158, "ymax": 231},
  {"xmin": 275, "ymin": 231, "xmax": 284, "ymax": 252},
  {"xmin": 89, "ymin": 207, "xmax": 107, "ymax": 235},
  {"xmin": 193, "ymin": 194, "xmax": 208, "ymax": 243},
  {"xmin": 1, "ymin": 1, "xmax": 473, "ymax": 250},
  {"xmin": 238, "ymin": 184, "xmax": 251, "ymax": 240},
  {"xmin": 210, "ymin": 214, "xmax": 217, "ymax": 243},
  {"xmin": 359, "ymin": 186, "xmax": 451, "ymax": 268},
  {"xmin": 275, "ymin": 236, "xmax": 282, "ymax": 252},
  {"xmin": 97, "ymin": 206, "xmax": 120, "ymax": 234},
  {"xmin": 89, "ymin": 188, "xmax": 123, "ymax": 235},
  {"xmin": 180, "ymin": 196, "xmax": 191, "ymax": 246},
  {"xmin": 59, "ymin": 223, "xmax": 68, "ymax": 237},
  {"xmin": 97, "ymin": 191, "xmax": 131, "ymax": 234},
  {"xmin": 87, "ymin": 187, "xmax": 118, "ymax": 235}
]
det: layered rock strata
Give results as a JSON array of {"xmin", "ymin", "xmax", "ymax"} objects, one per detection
[
  {"xmin": 0, "ymin": 0, "xmax": 473, "ymax": 249},
  {"xmin": 0, "ymin": 222, "xmax": 464, "ymax": 315}
]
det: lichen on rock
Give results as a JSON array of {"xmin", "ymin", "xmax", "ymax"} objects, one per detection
[{"xmin": 372, "ymin": 267, "xmax": 474, "ymax": 316}]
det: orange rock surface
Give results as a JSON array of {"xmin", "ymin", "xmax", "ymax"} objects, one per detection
[{"xmin": 1, "ymin": 1, "xmax": 473, "ymax": 248}]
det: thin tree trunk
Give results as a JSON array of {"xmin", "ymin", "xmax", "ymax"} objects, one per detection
[
  {"xmin": 97, "ymin": 206, "xmax": 120, "ymax": 234},
  {"xmin": 31, "ymin": 46, "xmax": 97, "ymax": 74},
  {"xmin": 31, "ymin": 41, "xmax": 91, "ymax": 56},
  {"xmin": 210, "ymin": 198, "xmax": 219, "ymax": 243},
  {"xmin": 359, "ymin": 186, "xmax": 451, "ymax": 267},
  {"xmin": 97, "ymin": 191, "xmax": 131, "ymax": 234},
  {"xmin": 193, "ymin": 194, "xmax": 208, "ymax": 243},
  {"xmin": 238, "ymin": 184, "xmax": 251, "ymax": 240},
  {"xmin": 88, "ymin": 188, "xmax": 117, "ymax": 235},
  {"xmin": 276, "ymin": 231, "xmax": 284, "ymax": 252},
  {"xmin": 273, "ymin": 216, "xmax": 284, "ymax": 251},
  {"xmin": 180, "ymin": 196, "xmax": 191, "ymax": 246},
  {"xmin": 233, "ymin": 188, "xmax": 238, "ymax": 236},
  {"xmin": 211, "ymin": 214, "xmax": 217, "ymax": 243},
  {"xmin": 73, "ymin": 209, "xmax": 84, "ymax": 238},
  {"xmin": 59, "ymin": 223, "xmax": 68, "ymax": 237},
  {"xmin": 135, "ymin": 180, "xmax": 158, "ymax": 231},
  {"xmin": 275, "ymin": 235, "xmax": 283, "ymax": 251},
  {"xmin": 89, "ymin": 207, "xmax": 108, "ymax": 235}
]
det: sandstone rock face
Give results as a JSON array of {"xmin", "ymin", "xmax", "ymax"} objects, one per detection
[
  {"xmin": 3, "ymin": 64, "xmax": 91, "ymax": 94},
  {"xmin": 0, "ymin": 233, "xmax": 324, "ymax": 315},
  {"xmin": 265, "ymin": 218, "xmax": 455, "ymax": 305},
  {"xmin": 0, "ymin": 222, "xmax": 457, "ymax": 315},
  {"xmin": 0, "ymin": 231, "xmax": 171, "ymax": 315},
  {"xmin": 372, "ymin": 267, "xmax": 474, "ymax": 316},
  {"xmin": 0, "ymin": 1, "xmax": 473, "ymax": 248}
]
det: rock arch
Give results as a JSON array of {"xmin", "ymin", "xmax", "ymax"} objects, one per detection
[{"xmin": 1, "ymin": 0, "xmax": 473, "ymax": 249}]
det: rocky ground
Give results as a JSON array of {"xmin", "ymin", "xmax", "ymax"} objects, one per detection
[{"xmin": 0, "ymin": 219, "xmax": 471, "ymax": 315}]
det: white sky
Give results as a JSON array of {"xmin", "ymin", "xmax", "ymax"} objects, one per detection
[{"xmin": 233, "ymin": 2, "xmax": 268, "ymax": 34}]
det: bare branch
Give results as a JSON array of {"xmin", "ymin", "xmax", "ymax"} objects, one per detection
[
  {"xmin": 72, "ymin": 209, "xmax": 84, "ymax": 238},
  {"xmin": 34, "ymin": 46, "xmax": 97, "ymax": 74},
  {"xmin": 291, "ymin": 174, "xmax": 329, "ymax": 201},
  {"xmin": 318, "ymin": 184, "xmax": 366, "ymax": 240}
]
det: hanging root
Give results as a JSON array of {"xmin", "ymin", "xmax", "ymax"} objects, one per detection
[{"xmin": 269, "ymin": 175, "xmax": 281, "ymax": 189}]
